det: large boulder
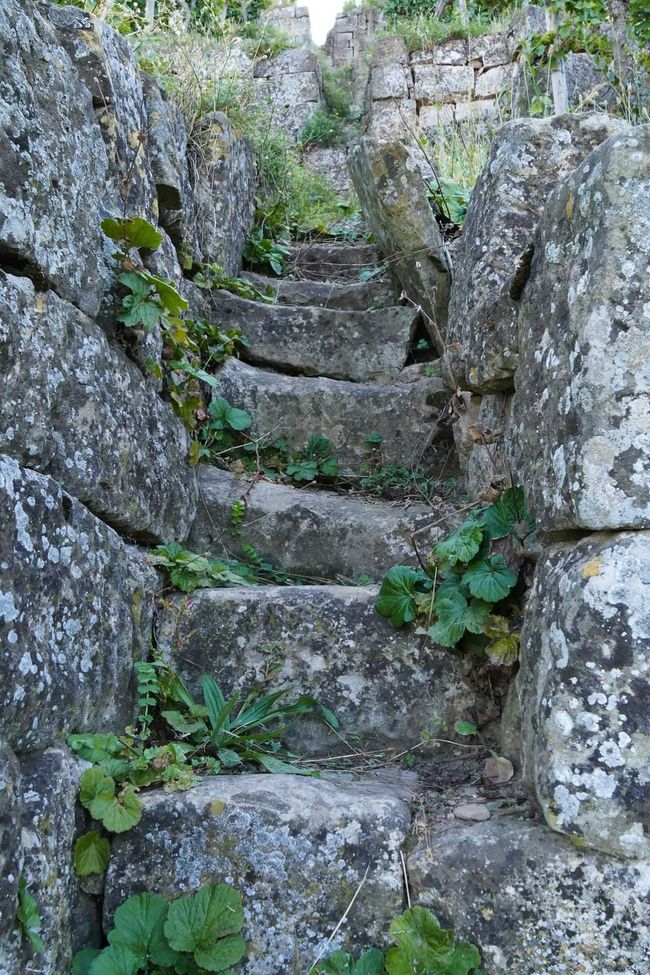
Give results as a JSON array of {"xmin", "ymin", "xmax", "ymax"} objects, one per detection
[
  {"xmin": 156, "ymin": 586, "xmax": 477, "ymax": 754},
  {"xmin": 518, "ymin": 531, "xmax": 650, "ymax": 860},
  {"xmin": 189, "ymin": 467, "xmax": 456, "ymax": 581},
  {"xmin": 0, "ymin": 745, "xmax": 21, "ymax": 974},
  {"xmin": 512, "ymin": 125, "xmax": 650, "ymax": 531},
  {"xmin": 0, "ymin": 271, "xmax": 197, "ymax": 542},
  {"xmin": 446, "ymin": 113, "xmax": 628, "ymax": 392},
  {"xmin": 105, "ymin": 772, "xmax": 412, "ymax": 972},
  {"xmin": 0, "ymin": 455, "xmax": 157, "ymax": 752},
  {"xmin": 409, "ymin": 815, "xmax": 650, "ymax": 975},
  {"xmin": 19, "ymin": 747, "xmax": 90, "ymax": 975},
  {"xmin": 207, "ymin": 290, "xmax": 417, "ymax": 381},
  {"xmin": 0, "ymin": 0, "xmax": 111, "ymax": 317},
  {"xmin": 349, "ymin": 138, "xmax": 451, "ymax": 349}
]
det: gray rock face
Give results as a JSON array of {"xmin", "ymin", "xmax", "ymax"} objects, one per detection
[
  {"xmin": 19, "ymin": 747, "xmax": 88, "ymax": 975},
  {"xmin": 0, "ymin": 0, "xmax": 110, "ymax": 317},
  {"xmin": 216, "ymin": 358, "xmax": 451, "ymax": 474},
  {"xmin": 0, "ymin": 744, "xmax": 21, "ymax": 970},
  {"xmin": 243, "ymin": 272, "xmax": 397, "ymax": 310},
  {"xmin": 409, "ymin": 815, "xmax": 650, "ymax": 975},
  {"xmin": 207, "ymin": 290, "xmax": 417, "ymax": 381},
  {"xmin": 105, "ymin": 773, "xmax": 412, "ymax": 972},
  {"xmin": 512, "ymin": 125, "xmax": 650, "ymax": 531},
  {"xmin": 518, "ymin": 532, "xmax": 650, "ymax": 860},
  {"xmin": 0, "ymin": 455, "xmax": 157, "ymax": 752},
  {"xmin": 45, "ymin": 4, "xmax": 157, "ymax": 220},
  {"xmin": 466, "ymin": 392, "xmax": 513, "ymax": 498},
  {"xmin": 0, "ymin": 271, "xmax": 197, "ymax": 543},
  {"xmin": 255, "ymin": 48, "xmax": 322, "ymax": 138},
  {"xmin": 349, "ymin": 138, "xmax": 451, "ymax": 348},
  {"xmin": 447, "ymin": 113, "xmax": 628, "ymax": 392},
  {"xmin": 285, "ymin": 241, "xmax": 381, "ymax": 282},
  {"xmin": 190, "ymin": 467, "xmax": 456, "ymax": 581},
  {"xmin": 157, "ymin": 586, "xmax": 476, "ymax": 753},
  {"xmin": 190, "ymin": 111, "xmax": 256, "ymax": 275}
]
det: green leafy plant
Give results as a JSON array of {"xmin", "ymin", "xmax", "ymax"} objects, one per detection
[
  {"xmin": 72, "ymin": 884, "xmax": 246, "ymax": 975},
  {"xmin": 148, "ymin": 542, "xmax": 307, "ymax": 591},
  {"xmin": 286, "ymin": 436, "xmax": 340, "ymax": 484},
  {"xmin": 376, "ymin": 487, "xmax": 533, "ymax": 660},
  {"xmin": 427, "ymin": 177, "xmax": 472, "ymax": 226},
  {"xmin": 193, "ymin": 264, "xmax": 275, "ymax": 304},
  {"xmin": 243, "ymin": 226, "xmax": 290, "ymax": 276},
  {"xmin": 310, "ymin": 907, "xmax": 484, "ymax": 975},
  {"xmin": 16, "ymin": 876, "xmax": 44, "ymax": 953},
  {"xmin": 299, "ymin": 108, "xmax": 346, "ymax": 149}
]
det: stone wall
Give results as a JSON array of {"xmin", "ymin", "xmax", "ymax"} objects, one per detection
[{"xmin": 0, "ymin": 1, "xmax": 256, "ymax": 969}]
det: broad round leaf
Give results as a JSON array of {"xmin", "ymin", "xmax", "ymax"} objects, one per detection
[
  {"xmin": 101, "ymin": 216, "xmax": 163, "ymax": 252},
  {"xmin": 108, "ymin": 892, "xmax": 177, "ymax": 968},
  {"xmin": 72, "ymin": 948, "xmax": 102, "ymax": 975},
  {"xmin": 74, "ymin": 831, "xmax": 110, "ymax": 876},
  {"xmin": 435, "ymin": 523, "xmax": 484, "ymax": 565},
  {"xmin": 194, "ymin": 934, "xmax": 247, "ymax": 972},
  {"xmin": 225, "ymin": 406, "xmax": 252, "ymax": 431},
  {"xmin": 461, "ymin": 555, "xmax": 518, "ymax": 603},
  {"xmin": 79, "ymin": 767, "xmax": 115, "ymax": 811},
  {"xmin": 375, "ymin": 566, "xmax": 422, "ymax": 628},
  {"xmin": 164, "ymin": 884, "xmax": 244, "ymax": 958},
  {"xmin": 90, "ymin": 787, "xmax": 142, "ymax": 833},
  {"xmin": 89, "ymin": 944, "xmax": 140, "ymax": 975}
]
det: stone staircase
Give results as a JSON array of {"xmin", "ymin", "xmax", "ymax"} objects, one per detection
[{"xmin": 103, "ymin": 241, "xmax": 479, "ymax": 970}]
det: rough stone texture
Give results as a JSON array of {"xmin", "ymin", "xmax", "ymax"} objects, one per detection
[
  {"xmin": 466, "ymin": 392, "xmax": 513, "ymax": 498},
  {"xmin": 0, "ymin": 745, "xmax": 21, "ymax": 973},
  {"xmin": 413, "ymin": 40, "xmax": 468, "ymax": 66},
  {"xmin": 0, "ymin": 455, "xmax": 157, "ymax": 752},
  {"xmin": 302, "ymin": 145, "xmax": 353, "ymax": 196},
  {"xmin": 255, "ymin": 47, "xmax": 323, "ymax": 139},
  {"xmin": 190, "ymin": 467, "xmax": 456, "ymax": 581},
  {"xmin": 469, "ymin": 32, "xmax": 510, "ymax": 69},
  {"xmin": 518, "ymin": 532, "xmax": 650, "ymax": 860},
  {"xmin": 474, "ymin": 64, "xmax": 511, "ymax": 99},
  {"xmin": 216, "ymin": 358, "xmax": 451, "ymax": 474},
  {"xmin": 262, "ymin": 4, "xmax": 312, "ymax": 46},
  {"xmin": 19, "ymin": 747, "xmax": 88, "ymax": 975},
  {"xmin": 413, "ymin": 64, "xmax": 474, "ymax": 103},
  {"xmin": 207, "ymin": 290, "xmax": 417, "ymax": 381},
  {"xmin": 409, "ymin": 815, "xmax": 650, "ymax": 975},
  {"xmin": 0, "ymin": 271, "xmax": 197, "ymax": 542},
  {"xmin": 446, "ymin": 113, "xmax": 628, "ymax": 392},
  {"xmin": 45, "ymin": 4, "xmax": 157, "ymax": 220},
  {"xmin": 349, "ymin": 138, "xmax": 451, "ymax": 346},
  {"xmin": 242, "ymin": 272, "xmax": 397, "ymax": 311},
  {"xmin": 285, "ymin": 241, "xmax": 380, "ymax": 282},
  {"xmin": 157, "ymin": 586, "xmax": 476, "ymax": 753},
  {"xmin": 105, "ymin": 773, "xmax": 412, "ymax": 971},
  {"xmin": 190, "ymin": 111, "xmax": 256, "ymax": 276},
  {"xmin": 366, "ymin": 96, "xmax": 418, "ymax": 143},
  {"xmin": 512, "ymin": 52, "xmax": 615, "ymax": 118},
  {"xmin": 512, "ymin": 125, "xmax": 650, "ymax": 531},
  {"xmin": 419, "ymin": 99, "xmax": 498, "ymax": 131},
  {"xmin": 324, "ymin": 7, "xmax": 381, "ymax": 105},
  {"xmin": 0, "ymin": 0, "xmax": 111, "ymax": 317}
]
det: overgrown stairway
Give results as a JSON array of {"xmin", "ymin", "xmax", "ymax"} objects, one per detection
[{"xmin": 106, "ymin": 241, "xmax": 474, "ymax": 970}]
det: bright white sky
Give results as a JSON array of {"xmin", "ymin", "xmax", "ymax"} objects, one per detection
[{"xmin": 304, "ymin": 0, "xmax": 347, "ymax": 44}]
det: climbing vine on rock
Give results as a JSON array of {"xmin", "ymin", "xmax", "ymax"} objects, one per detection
[{"xmin": 376, "ymin": 486, "xmax": 534, "ymax": 663}]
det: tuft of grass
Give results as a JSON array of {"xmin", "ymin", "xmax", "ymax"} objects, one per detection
[{"xmin": 299, "ymin": 108, "xmax": 346, "ymax": 149}]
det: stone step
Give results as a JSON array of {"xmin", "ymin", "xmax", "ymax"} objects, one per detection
[
  {"xmin": 157, "ymin": 585, "xmax": 475, "ymax": 754},
  {"xmin": 286, "ymin": 241, "xmax": 382, "ymax": 282},
  {"xmin": 207, "ymin": 290, "xmax": 418, "ymax": 381},
  {"xmin": 216, "ymin": 358, "xmax": 452, "ymax": 474},
  {"xmin": 243, "ymin": 271, "xmax": 397, "ymax": 310},
  {"xmin": 105, "ymin": 771, "xmax": 413, "ymax": 974},
  {"xmin": 189, "ymin": 466, "xmax": 456, "ymax": 580}
]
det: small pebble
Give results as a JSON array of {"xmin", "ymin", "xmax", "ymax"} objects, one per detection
[{"xmin": 453, "ymin": 803, "xmax": 491, "ymax": 822}]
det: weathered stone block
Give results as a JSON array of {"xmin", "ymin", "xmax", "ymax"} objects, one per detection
[
  {"xmin": 469, "ymin": 32, "xmax": 509, "ymax": 68},
  {"xmin": 349, "ymin": 138, "xmax": 451, "ymax": 344},
  {"xmin": 105, "ymin": 773, "xmax": 412, "ymax": 970},
  {"xmin": 286, "ymin": 241, "xmax": 380, "ymax": 281},
  {"xmin": 413, "ymin": 64, "xmax": 474, "ymax": 103},
  {"xmin": 190, "ymin": 467, "xmax": 455, "ymax": 581},
  {"xmin": 512, "ymin": 125, "xmax": 650, "ymax": 531},
  {"xmin": 207, "ymin": 290, "xmax": 417, "ymax": 381},
  {"xmin": 19, "ymin": 747, "xmax": 89, "ymax": 975},
  {"xmin": 409, "ymin": 816, "xmax": 650, "ymax": 975},
  {"xmin": 157, "ymin": 586, "xmax": 476, "ymax": 753},
  {"xmin": 447, "ymin": 113, "xmax": 627, "ymax": 392},
  {"xmin": 474, "ymin": 64, "xmax": 511, "ymax": 98},
  {"xmin": 190, "ymin": 111, "xmax": 256, "ymax": 276},
  {"xmin": 216, "ymin": 358, "xmax": 450, "ymax": 474},
  {"xmin": 519, "ymin": 532, "xmax": 650, "ymax": 859},
  {"xmin": 0, "ymin": 744, "xmax": 21, "ymax": 969},
  {"xmin": 467, "ymin": 392, "xmax": 513, "ymax": 497},
  {"xmin": 0, "ymin": 455, "xmax": 157, "ymax": 752},
  {"xmin": 0, "ymin": 271, "xmax": 196, "ymax": 542},
  {"xmin": 243, "ymin": 272, "xmax": 396, "ymax": 311},
  {"xmin": 369, "ymin": 62, "xmax": 411, "ymax": 100},
  {"xmin": 301, "ymin": 145, "xmax": 353, "ymax": 195},
  {"xmin": 412, "ymin": 39, "xmax": 468, "ymax": 66},
  {"xmin": 0, "ymin": 0, "xmax": 110, "ymax": 317},
  {"xmin": 366, "ymin": 97, "xmax": 418, "ymax": 141}
]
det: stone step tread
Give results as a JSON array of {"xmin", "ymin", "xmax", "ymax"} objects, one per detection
[
  {"xmin": 243, "ymin": 271, "xmax": 397, "ymax": 311},
  {"xmin": 286, "ymin": 241, "xmax": 382, "ymax": 282},
  {"xmin": 216, "ymin": 358, "xmax": 453, "ymax": 474},
  {"xmin": 208, "ymin": 290, "xmax": 418, "ymax": 382},
  {"xmin": 105, "ymin": 772, "xmax": 413, "ymax": 972},
  {"xmin": 157, "ymin": 585, "xmax": 475, "ymax": 755},
  {"xmin": 190, "ymin": 465, "xmax": 458, "ymax": 581}
]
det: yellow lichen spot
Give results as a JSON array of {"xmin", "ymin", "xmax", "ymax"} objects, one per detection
[
  {"xmin": 565, "ymin": 192, "xmax": 574, "ymax": 219},
  {"xmin": 581, "ymin": 557, "xmax": 603, "ymax": 580},
  {"xmin": 35, "ymin": 295, "xmax": 47, "ymax": 314},
  {"xmin": 480, "ymin": 906, "xmax": 493, "ymax": 920},
  {"xmin": 209, "ymin": 799, "xmax": 226, "ymax": 816}
]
